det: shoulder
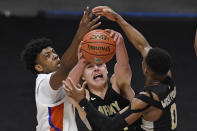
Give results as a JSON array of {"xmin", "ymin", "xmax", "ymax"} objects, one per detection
[
  {"xmin": 140, "ymin": 91, "xmax": 160, "ymax": 101},
  {"xmin": 131, "ymin": 91, "xmax": 159, "ymax": 110},
  {"xmin": 36, "ymin": 72, "xmax": 61, "ymax": 96},
  {"xmin": 36, "ymin": 73, "xmax": 52, "ymax": 88},
  {"xmin": 37, "ymin": 73, "xmax": 53, "ymax": 82}
]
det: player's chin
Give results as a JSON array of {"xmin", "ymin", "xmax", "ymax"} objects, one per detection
[{"xmin": 93, "ymin": 80, "xmax": 106, "ymax": 86}]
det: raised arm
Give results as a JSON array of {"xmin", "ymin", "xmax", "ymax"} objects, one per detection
[
  {"xmin": 92, "ymin": 6, "xmax": 151, "ymax": 57},
  {"xmin": 194, "ymin": 29, "xmax": 197, "ymax": 56},
  {"xmin": 50, "ymin": 7, "xmax": 101, "ymax": 90},
  {"xmin": 106, "ymin": 29, "xmax": 134, "ymax": 100},
  {"xmin": 63, "ymin": 58, "xmax": 93, "ymax": 130},
  {"xmin": 93, "ymin": 6, "xmax": 172, "ymax": 77}
]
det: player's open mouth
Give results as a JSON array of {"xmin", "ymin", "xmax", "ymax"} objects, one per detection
[
  {"xmin": 56, "ymin": 60, "xmax": 61, "ymax": 67},
  {"xmin": 93, "ymin": 74, "xmax": 103, "ymax": 80}
]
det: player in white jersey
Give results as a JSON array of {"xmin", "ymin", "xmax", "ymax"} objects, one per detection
[{"xmin": 21, "ymin": 7, "xmax": 101, "ymax": 131}]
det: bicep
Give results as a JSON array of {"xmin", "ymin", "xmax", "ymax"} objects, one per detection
[{"xmin": 125, "ymin": 98, "xmax": 148, "ymax": 125}]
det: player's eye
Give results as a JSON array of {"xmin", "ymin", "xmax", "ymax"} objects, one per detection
[
  {"xmin": 97, "ymin": 64, "xmax": 102, "ymax": 67},
  {"xmin": 45, "ymin": 53, "xmax": 50, "ymax": 59},
  {"xmin": 87, "ymin": 64, "xmax": 94, "ymax": 68},
  {"xmin": 52, "ymin": 49, "xmax": 57, "ymax": 54}
]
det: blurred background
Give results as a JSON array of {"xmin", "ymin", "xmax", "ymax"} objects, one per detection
[{"xmin": 0, "ymin": 0, "xmax": 197, "ymax": 131}]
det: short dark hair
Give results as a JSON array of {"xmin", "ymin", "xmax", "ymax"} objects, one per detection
[
  {"xmin": 145, "ymin": 48, "xmax": 172, "ymax": 75},
  {"xmin": 20, "ymin": 38, "xmax": 53, "ymax": 74}
]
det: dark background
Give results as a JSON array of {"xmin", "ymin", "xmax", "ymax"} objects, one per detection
[
  {"xmin": 0, "ymin": 2, "xmax": 197, "ymax": 130},
  {"xmin": 0, "ymin": 0, "xmax": 197, "ymax": 16}
]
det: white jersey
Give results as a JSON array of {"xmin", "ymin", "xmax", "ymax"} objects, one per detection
[{"xmin": 35, "ymin": 73, "xmax": 78, "ymax": 131}]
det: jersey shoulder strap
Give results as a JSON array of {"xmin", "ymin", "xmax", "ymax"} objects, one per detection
[{"xmin": 135, "ymin": 91, "xmax": 163, "ymax": 110}]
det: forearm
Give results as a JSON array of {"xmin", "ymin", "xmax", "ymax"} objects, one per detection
[
  {"xmin": 60, "ymin": 32, "xmax": 82, "ymax": 72},
  {"xmin": 115, "ymin": 43, "xmax": 133, "ymax": 99},
  {"xmin": 116, "ymin": 15, "xmax": 151, "ymax": 57},
  {"xmin": 51, "ymin": 34, "xmax": 81, "ymax": 90},
  {"xmin": 114, "ymin": 31, "xmax": 132, "ymax": 90},
  {"xmin": 116, "ymin": 38, "xmax": 129, "ymax": 66},
  {"xmin": 68, "ymin": 59, "xmax": 86, "ymax": 85},
  {"xmin": 79, "ymin": 98, "xmax": 128, "ymax": 131},
  {"xmin": 75, "ymin": 104, "xmax": 92, "ymax": 130}
]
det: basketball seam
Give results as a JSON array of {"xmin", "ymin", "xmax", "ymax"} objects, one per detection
[
  {"xmin": 81, "ymin": 49, "xmax": 115, "ymax": 56},
  {"xmin": 82, "ymin": 41, "xmax": 116, "ymax": 47}
]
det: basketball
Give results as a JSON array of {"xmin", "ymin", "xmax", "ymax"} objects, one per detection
[{"xmin": 81, "ymin": 29, "xmax": 116, "ymax": 64}]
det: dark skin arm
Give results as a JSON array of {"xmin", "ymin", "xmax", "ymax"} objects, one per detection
[
  {"xmin": 92, "ymin": 6, "xmax": 151, "ymax": 57},
  {"xmin": 50, "ymin": 7, "xmax": 101, "ymax": 90},
  {"xmin": 63, "ymin": 77, "xmax": 161, "ymax": 131},
  {"xmin": 92, "ymin": 6, "xmax": 172, "ymax": 77}
]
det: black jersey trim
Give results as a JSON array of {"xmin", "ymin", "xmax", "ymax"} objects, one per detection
[{"xmin": 135, "ymin": 93, "xmax": 163, "ymax": 109}]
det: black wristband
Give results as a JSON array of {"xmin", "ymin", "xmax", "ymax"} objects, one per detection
[
  {"xmin": 78, "ymin": 98, "xmax": 128, "ymax": 131},
  {"xmin": 79, "ymin": 98, "xmax": 88, "ymax": 110}
]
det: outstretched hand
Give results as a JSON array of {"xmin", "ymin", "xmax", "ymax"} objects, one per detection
[
  {"xmin": 63, "ymin": 77, "xmax": 87, "ymax": 103},
  {"xmin": 92, "ymin": 6, "xmax": 119, "ymax": 22},
  {"xmin": 105, "ymin": 29, "xmax": 124, "ymax": 46},
  {"xmin": 77, "ymin": 6, "xmax": 101, "ymax": 40}
]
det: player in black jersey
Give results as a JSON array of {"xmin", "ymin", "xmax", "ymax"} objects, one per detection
[
  {"xmin": 63, "ymin": 6, "xmax": 177, "ymax": 131},
  {"xmin": 64, "ymin": 29, "xmax": 137, "ymax": 131}
]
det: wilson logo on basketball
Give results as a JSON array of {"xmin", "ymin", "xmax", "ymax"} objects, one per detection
[
  {"xmin": 81, "ymin": 29, "xmax": 116, "ymax": 64},
  {"xmin": 90, "ymin": 34, "xmax": 109, "ymax": 40},
  {"xmin": 88, "ymin": 44, "xmax": 110, "ymax": 52}
]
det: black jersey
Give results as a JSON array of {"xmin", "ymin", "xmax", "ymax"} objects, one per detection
[
  {"xmin": 76, "ymin": 81, "xmax": 138, "ymax": 131},
  {"xmin": 135, "ymin": 76, "xmax": 177, "ymax": 131}
]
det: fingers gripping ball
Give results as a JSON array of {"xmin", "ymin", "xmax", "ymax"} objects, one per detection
[{"xmin": 81, "ymin": 29, "xmax": 116, "ymax": 64}]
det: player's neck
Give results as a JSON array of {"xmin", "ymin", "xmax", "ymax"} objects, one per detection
[
  {"xmin": 89, "ymin": 83, "xmax": 108, "ymax": 99},
  {"xmin": 145, "ymin": 75, "xmax": 166, "ymax": 87}
]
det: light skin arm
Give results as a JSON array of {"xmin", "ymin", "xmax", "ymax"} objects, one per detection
[
  {"xmin": 50, "ymin": 7, "xmax": 101, "ymax": 90},
  {"xmin": 63, "ymin": 77, "xmax": 150, "ymax": 130},
  {"xmin": 194, "ymin": 29, "xmax": 197, "ymax": 56},
  {"xmin": 63, "ymin": 58, "xmax": 92, "ymax": 130},
  {"xmin": 106, "ymin": 29, "xmax": 134, "ymax": 100}
]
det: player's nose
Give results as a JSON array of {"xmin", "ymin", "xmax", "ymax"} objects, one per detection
[
  {"xmin": 53, "ymin": 53, "xmax": 58, "ymax": 60},
  {"xmin": 94, "ymin": 65, "xmax": 99, "ymax": 71}
]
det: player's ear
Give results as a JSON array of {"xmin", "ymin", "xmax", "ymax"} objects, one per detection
[{"xmin": 35, "ymin": 64, "xmax": 44, "ymax": 73}]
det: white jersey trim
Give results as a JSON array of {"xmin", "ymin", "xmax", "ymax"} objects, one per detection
[{"xmin": 141, "ymin": 118, "xmax": 154, "ymax": 131}]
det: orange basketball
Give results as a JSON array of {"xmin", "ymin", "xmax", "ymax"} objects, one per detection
[{"xmin": 81, "ymin": 29, "xmax": 116, "ymax": 64}]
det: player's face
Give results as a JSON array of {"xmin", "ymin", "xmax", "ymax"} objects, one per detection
[
  {"xmin": 83, "ymin": 63, "xmax": 108, "ymax": 88},
  {"xmin": 35, "ymin": 46, "xmax": 61, "ymax": 74}
]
